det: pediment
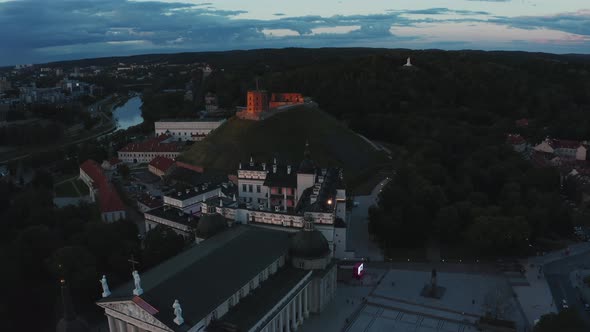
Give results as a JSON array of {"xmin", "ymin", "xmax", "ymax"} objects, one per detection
[{"xmin": 98, "ymin": 300, "xmax": 173, "ymax": 332}]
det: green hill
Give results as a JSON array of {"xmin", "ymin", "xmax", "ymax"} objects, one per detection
[{"xmin": 177, "ymin": 106, "xmax": 388, "ymax": 186}]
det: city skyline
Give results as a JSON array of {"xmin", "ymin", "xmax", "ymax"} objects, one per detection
[{"xmin": 0, "ymin": 0, "xmax": 589, "ymax": 65}]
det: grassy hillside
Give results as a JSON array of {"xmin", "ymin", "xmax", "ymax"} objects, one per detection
[{"xmin": 178, "ymin": 106, "xmax": 388, "ymax": 185}]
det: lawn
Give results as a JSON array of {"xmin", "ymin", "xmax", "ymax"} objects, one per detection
[
  {"xmin": 178, "ymin": 106, "xmax": 389, "ymax": 186},
  {"xmin": 54, "ymin": 179, "xmax": 90, "ymax": 197}
]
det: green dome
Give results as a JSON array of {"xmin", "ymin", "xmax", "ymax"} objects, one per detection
[{"xmin": 289, "ymin": 230, "xmax": 330, "ymax": 259}]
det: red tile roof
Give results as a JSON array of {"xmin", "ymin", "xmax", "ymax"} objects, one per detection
[
  {"xmin": 506, "ymin": 134, "xmax": 525, "ymax": 145},
  {"xmin": 80, "ymin": 159, "xmax": 125, "ymax": 213},
  {"xmin": 119, "ymin": 134, "xmax": 182, "ymax": 153},
  {"xmin": 149, "ymin": 156, "xmax": 175, "ymax": 173},
  {"xmin": 137, "ymin": 194, "xmax": 164, "ymax": 209},
  {"xmin": 549, "ymin": 139, "xmax": 584, "ymax": 150},
  {"xmin": 108, "ymin": 158, "xmax": 122, "ymax": 165}
]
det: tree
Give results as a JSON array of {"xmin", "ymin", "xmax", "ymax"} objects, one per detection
[
  {"xmin": 142, "ymin": 226, "xmax": 186, "ymax": 268},
  {"xmin": 534, "ymin": 309, "xmax": 586, "ymax": 332},
  {"xmin": 32, "ymin": 169, "xmax": 54, "ymax": 190},
  {"xmin": 118, "ymin": 164, "xmax": 130, "ymax": 179}
]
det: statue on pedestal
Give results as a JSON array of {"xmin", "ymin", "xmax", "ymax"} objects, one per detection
[
  {"xmin": 132, "ymin": 270, "xmax": 143, "ymax": 296},
  {"xmin": 430, "ymin": 269, "xmax": 437, "ymax": 297},
  {"xmin": 100, "ymin": 275, "xmax": 111, "ymax": 298},
  {"xmin": 173, "ymin": 300, "xmax": 184, "ymax": 325}
]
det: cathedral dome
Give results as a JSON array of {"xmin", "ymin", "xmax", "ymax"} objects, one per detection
[
  {"xmin": 196, "ymin": 213, "xmax": 227, "ymax": 239},
  {"xmin": 289, "ymin": 229, "xmax": 330, "ymax": 259}
]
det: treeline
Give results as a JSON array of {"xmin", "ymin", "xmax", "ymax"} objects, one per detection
[
  {"xmin": 367, "ymin": 115, "xmax": 571, "ymax": 256},
  {"xmin": 0, "ymin": 122, "xmax": 64, "ymax": 145},
  {"xmin": 0, "ymin": 176, "xmax": 185, "ymax": 331}
]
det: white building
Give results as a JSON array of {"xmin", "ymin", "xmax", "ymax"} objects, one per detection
[
  {"xmin": 163, "ymin": 183, "xmax": 223, "ymax": 214},
  {"xmin": 534, "ymin": 138, "xmax": 587, "ymax": 161},
  {"xmin": 117, "ymin": 135, "xmax": 183, "ymax": 164},
  {"xmin": 97, "ymin": 224, "xmax": 336, "ymax": 332},
  {"xmin": 155, "ymin": 119, "xmax": 226, "ymax": 142},
  {"xmin": 79, "ymin": 159, "xmax": 126, "ymax": 223},
  {"xmin": 202, "ymin": 144, "xmax": 352, "ymax": 259}
]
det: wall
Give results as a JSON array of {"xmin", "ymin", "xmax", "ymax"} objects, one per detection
[
  {"xmin": 118, "ymin": 151, "xmax": 181, "ymax": 164},
  {"xmin": 154, "ymin": 120, "xmax": 225, "ymax": 142}
]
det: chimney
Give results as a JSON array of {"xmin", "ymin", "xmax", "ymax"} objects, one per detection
[
  {"xmin": 273, "ymin": 164, "xmax": 277, "ymax": 174},
  {"xmin": 287, "ymin": 165, "xmax": 291, "ymax": 174},
  {"xmin": 185, "ymin": 188, "xmax": 190, "ymax": 194},
  {"xmin": 239, "ymin": 162, "xmax": 242, "ymax": 169},
  {"xmin": 273, "ymin": 157, "xmax": 277, "ymax": 165},
  {"xmin": 250, "ymin": 156, "xmax": 254, "ymax": 167},
  {"xmin": 262, "ymin": 163, "xmax": 266, "ymax": 171}
]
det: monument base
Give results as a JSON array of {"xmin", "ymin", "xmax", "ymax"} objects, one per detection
[{"xmin": 420, "ymin": 285, "xmax": 446, "ymax": 299}]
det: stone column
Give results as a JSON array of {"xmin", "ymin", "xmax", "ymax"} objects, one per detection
[
  {"xmin": 285, "ymin": 303, "xmax": 291, "ymax": 332},
  {"xmin": 297, "ymin": 293, "xmax": 303, "ymax": 325},
  {"xmin": 107, "ymin": 315, "xmax": 117, "ymax": 332},
  {"xmin": 116, "ymin": 319, "xmax": 127, "ymax": 332},
  {"xmin": 279, "ymin": 309, "xmax": 284, "ymax": 332},
  {"xmin": 291, "ymin": 300, "xmax": 297, "ymax": 331},
  {"xmin": 304, "ymin": 287, "xmax": 309, "ymax": 318},
  {"xmin": 127, "ymin": 324, "xmax": 138, "ymax": 332},
  {"xmin": 283, "ymin": 188, "xmax": 287, "ymax": 211}
]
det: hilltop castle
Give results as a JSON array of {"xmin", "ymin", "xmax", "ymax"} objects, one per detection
[{"xmin": 237, "ymin": 90, "xmax": 305, "ymax": 121}]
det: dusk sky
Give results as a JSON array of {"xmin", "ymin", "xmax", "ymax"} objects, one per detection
[{"xmin": 0, "ymin": 0, "xmax": 589, "ymax": 66}]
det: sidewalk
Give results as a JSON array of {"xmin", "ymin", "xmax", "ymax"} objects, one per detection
[{"xmin": 513, "ymin": 243, "xmax": 590, "ymax": 326}]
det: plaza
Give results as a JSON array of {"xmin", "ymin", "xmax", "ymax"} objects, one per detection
[{"xmin": 301, "ymin": 266, "xmax": 527, "ymax": 332}]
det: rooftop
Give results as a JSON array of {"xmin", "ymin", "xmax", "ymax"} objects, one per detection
[
  {"xmin": 80, "ymin": 159, "xmax": 125, "ymax": 213},
  {"xmin": 263, "ymin": 164, "xmax": 297, "ymax": 188},
  {"xmin": 156, "ymin": 118, "xmax": 226, "ymax": 123},
  {"xmin": 145, "ymin": 206, "xmax": 198, "ymax": 227},
  {"xmin": 98, "ymin": 226, "xmax": 290, "ymax": 331},
  {"xmin": 210, "ymin": 266, "xmax": 310, "ymax": 332},
  {"xmin": 149, "ymin": 156, "xmax": 176, "ymax": 173},
  {"xmin": 296, "ymin": 168, "xmax": 344, "ymax": 214},
  {"xmin": 165, "ymin": 182, "xmax": 222, "ymax": 201},
  {"xmin": 119, "ymin": 135, "xmax": 183, "ymax": 153}
]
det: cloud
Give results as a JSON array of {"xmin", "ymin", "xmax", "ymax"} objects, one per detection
[{"xmin": 0, "ymin": 1, "xmax": 587, "ymax": 65}]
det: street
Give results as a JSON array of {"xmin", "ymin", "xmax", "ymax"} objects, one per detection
[
  {"xmin": 347, "ymin": 176, "xmax": 390, "ymax": 261},
  {"xmin": 544, "ymin": 249, "xmax": 590, "ymax": 326}
]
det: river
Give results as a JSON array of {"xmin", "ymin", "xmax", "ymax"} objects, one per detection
[{"xmin": 112, "ymin": 95, "xmax": 144, "ymax": 130}]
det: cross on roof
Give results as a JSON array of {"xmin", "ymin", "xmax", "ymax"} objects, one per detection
[{"xmin": 128, "ymin": 254, "xmax": 140, "ymax": 272}]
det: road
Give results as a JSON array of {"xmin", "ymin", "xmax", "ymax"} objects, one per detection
[
  {"xmin": 544, "ymin": 249, "xmax": 590, "ymax": 326},
  {"xmin": 347, "ymin": 176, "xmax": 391, "ymax": 261}
]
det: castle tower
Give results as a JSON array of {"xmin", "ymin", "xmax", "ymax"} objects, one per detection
[{"xmin": 246, "ymin": 90, "xmax": 269, "ymax": 114}]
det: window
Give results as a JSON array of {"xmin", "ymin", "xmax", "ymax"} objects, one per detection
[
  {"xmin": 242, "ymin": 184, "xmax": 247, "ymax": 192},
  {"xmin": 249, "ymin": 184, "xmax": 253, "ymax": 192},
  {"xmin": 256, "ymin": 185, "xmax": 261, "ymax": 193}
]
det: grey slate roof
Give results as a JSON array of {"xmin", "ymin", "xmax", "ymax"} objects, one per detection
[
  {"xmin": 209, "ymin": 267, "xmax": 310, "ymax": 332},
  {"xmin": 98, "ymin": 226, "xmax": 290, "ymax": 331}
]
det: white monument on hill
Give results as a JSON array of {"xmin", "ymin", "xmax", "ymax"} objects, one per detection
[{"xmin": 403, "ymin": 57, "xmax": 413, "ymax": 67}]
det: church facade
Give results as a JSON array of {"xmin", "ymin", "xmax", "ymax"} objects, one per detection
[{"xmin": 96, "ymin": 224, "xmax": 336, "ymax": 332}]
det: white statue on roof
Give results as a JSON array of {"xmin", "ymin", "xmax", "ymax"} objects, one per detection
[
  {"xmin": 173, "ymin": 299, "xmax": 184, "ymax": 325},
  {"xmin": 132, "ymin": 270, "xmax": 143, "ymax": 296},
  {"xmin": 100, "ymin": 275, "xmax": 111, "ymax": 298},
  {"xmin": 403, "ymin": 57, "xmax": 413, "ymax": 67}
]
